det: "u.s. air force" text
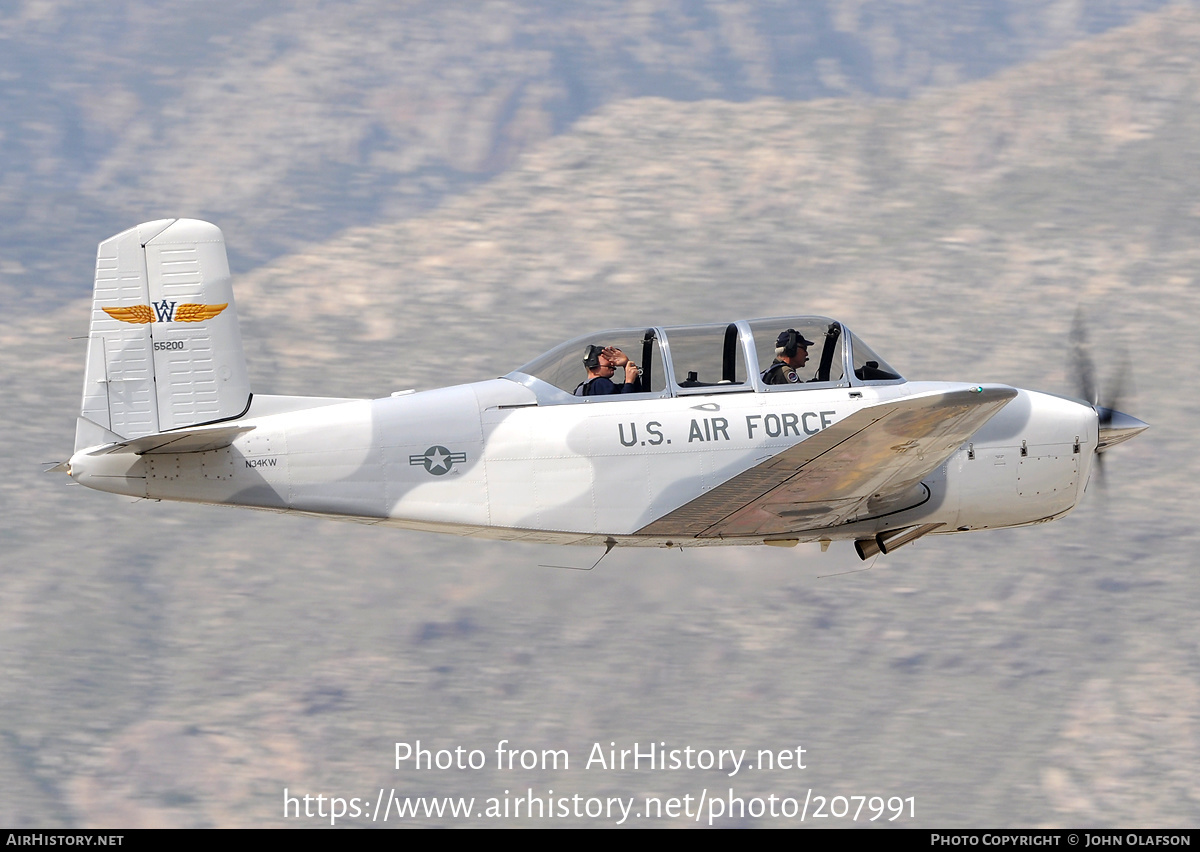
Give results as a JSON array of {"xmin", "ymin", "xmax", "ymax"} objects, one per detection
[{"xmin": 617, "ymin": 411, "xmax": 836, "ymax": 447}]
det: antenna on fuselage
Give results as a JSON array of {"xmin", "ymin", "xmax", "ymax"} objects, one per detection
[
  {"xmin": 817, "ymin": 551, "xmax": 880, "ymax": 579},
  {"xmin": 538, "ymin": 538, "xmax": 617, "ymax": 571}
]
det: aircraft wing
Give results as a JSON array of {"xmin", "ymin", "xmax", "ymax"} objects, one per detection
[{"xmin": 638, "ymin": 385, "xmax": 1017, "ymax": 539}]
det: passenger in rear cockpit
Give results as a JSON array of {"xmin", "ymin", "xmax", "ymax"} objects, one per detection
[{"xmin": 574, "ymin": 345, "xmax": 642, "ymax": 396}]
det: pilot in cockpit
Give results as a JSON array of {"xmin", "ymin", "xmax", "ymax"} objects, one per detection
[
  {"xmin": 574, "ymin": 345, "xmax": 642, "ymax": 396},
  {"xmin": 761, "ymin": 329, "xmax": 814, "ymax": 385}
]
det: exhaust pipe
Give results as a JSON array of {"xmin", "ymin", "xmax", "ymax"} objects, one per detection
[{"xmin": 854, "ymin": 523, "xmax": 944, "ymax": 561}]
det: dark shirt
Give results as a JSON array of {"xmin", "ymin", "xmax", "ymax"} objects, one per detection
[
  {"xmin": 574, "ymin": 376, "xmax": 641, "ymax": 396},
  {"xmin": 761, "ymin": 360, "xmax": 801, "ymax": 385}
]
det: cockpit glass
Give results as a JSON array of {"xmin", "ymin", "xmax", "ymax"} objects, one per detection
[
  {"xmin": 748, "ymin": 318, "xmax": 844, "ymax": 386},
  {"xmin": 514, "ymin": 329, "xmax": 667, "ymax": 396},
  {"xmin": 662, "ymin": 323, "xmax": 747, "ymax": 391},
  {"xmin": 510, "ymin": 318, "xmax": 900, "ymax": 401},
  {"xmin": 848, "ymin": 332, "xmax": 902, "ymax": 382}
]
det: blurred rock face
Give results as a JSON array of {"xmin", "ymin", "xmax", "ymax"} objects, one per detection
[
  {"xmin": 1, "ymin": 0, "xmax": 1195, "ymax": 829},
  {"xmin": 0, "ymin": 0, "xmax": 1169, "ymax": 290}
]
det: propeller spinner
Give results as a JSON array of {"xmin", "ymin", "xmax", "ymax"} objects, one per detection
[{"xmin": 1070, "ymin": 311, "xmax": 1148, "ymax": 471}]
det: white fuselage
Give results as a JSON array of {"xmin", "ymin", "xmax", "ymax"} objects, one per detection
[{"xmin": 69, "ymin": 378, "xmax": 1098, "ymax": 547}]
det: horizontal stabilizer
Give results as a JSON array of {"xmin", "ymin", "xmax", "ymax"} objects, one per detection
[{"xmin": 84, "ymin": 423, "xmax": 255, "ymax": 456}]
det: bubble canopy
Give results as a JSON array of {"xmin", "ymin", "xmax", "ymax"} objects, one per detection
[{"xmin": 506, "ymin": 317, "xmax": 902, "ymax": 403}]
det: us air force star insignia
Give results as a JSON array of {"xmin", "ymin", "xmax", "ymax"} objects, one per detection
[{"xmin": 409, "ymin": 445, "xmax": 468, "ymax": 476}]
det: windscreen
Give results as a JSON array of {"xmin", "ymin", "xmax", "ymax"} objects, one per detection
[{"xmin": 849, "ymin": 332, "xmax": 902, "ymax": 382}]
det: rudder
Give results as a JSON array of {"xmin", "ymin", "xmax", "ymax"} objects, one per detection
[{"xmin": 77, "ymin": 219, "xmax": 251, "ymax": 451}]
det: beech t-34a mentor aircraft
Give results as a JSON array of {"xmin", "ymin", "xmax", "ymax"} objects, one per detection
[{"xmin": 60, "ymin": 219, "xmax": 1148, "ymax": 560}]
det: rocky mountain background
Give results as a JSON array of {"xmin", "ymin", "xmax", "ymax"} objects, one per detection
[{"xmin": 2, "ymin": 0, "xmax": 1197, "ymax": 827}]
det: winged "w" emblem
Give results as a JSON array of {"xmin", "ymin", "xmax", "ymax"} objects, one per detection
[
  {"xmin": 103, "ymin": 302, "xmax": 228, "ymax": 324},
  {"xmin": 102, "ymin": 304, "xmax": 154, "ymax": 324}
]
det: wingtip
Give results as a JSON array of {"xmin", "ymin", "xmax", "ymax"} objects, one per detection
[{"xmin": 971, "ymin": 383, "xmax": 1019, "ymax": 402}]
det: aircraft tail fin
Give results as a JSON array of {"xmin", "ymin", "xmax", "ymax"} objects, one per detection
[{"xmin": 77, "ymin": 219, "xmax": 251, "ymax": 452}]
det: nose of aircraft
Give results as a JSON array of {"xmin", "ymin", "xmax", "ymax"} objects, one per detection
[{"xmin": 1096, "ymin": 407, "xmax": 1149, "ymax": 451}]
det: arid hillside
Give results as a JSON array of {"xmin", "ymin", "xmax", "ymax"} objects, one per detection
[
  {"xmin": 0, "ymin": 0, "xmax": 1169, "ymax": 294},
  {"xmin": 1, "ymin": 2, "xmax": 1196, "ymax": 828}
]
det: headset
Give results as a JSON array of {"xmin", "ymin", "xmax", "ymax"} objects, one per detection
[{"xmin": 776, "ymin": 328, "xmax": 810, "ymax": 357}]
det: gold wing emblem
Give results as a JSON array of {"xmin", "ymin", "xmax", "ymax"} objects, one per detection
[
  {"xmin": 101, "ymin": 303, "xmax": 227, "ymax": 323},
  {"xmin": 173, "ymin": 303, "xmax": 228, "ymax": 322},
  {"xmin": 103, "ymin": 305, "xmax": 153, "ymax": 324}
]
